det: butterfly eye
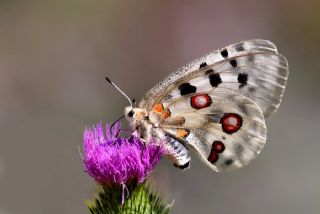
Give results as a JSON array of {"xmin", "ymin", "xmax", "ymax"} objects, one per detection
[{"xmin": 128, "ymin": 110, "xmax": 134, "ymax": 117}]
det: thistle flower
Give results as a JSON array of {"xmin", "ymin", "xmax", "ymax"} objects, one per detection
[
  {"xmin": 83, "ymin": 122, "xmax": 164, "ymax": 185},
  {"xmin": 82, "ymin": 121, "xmax": 170, "ymax": 214}
]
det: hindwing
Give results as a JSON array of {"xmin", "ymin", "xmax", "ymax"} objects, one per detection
[{"xmin": 159, "ymin": 89, "xmax": 266, "ymax": 171}]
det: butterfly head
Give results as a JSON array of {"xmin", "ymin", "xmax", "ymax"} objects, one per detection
[
  {"xmin": 124, "ymin": 106, "xmax": 149, "ymax": 131},
  {"xmin": 105, "ymin": 77, "xmax": 147, "ymax": 126},
  {"xmin": 124, "ymin": 106, "xmax": 148, "ymax": 121}
]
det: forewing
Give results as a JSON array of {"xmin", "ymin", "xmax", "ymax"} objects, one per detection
[
  {"xmin": 160, "ymin": 89, "xmax": 266, "ymax": 172},
  {"xmin": 139, "ymin": 39, "xmax": 288, "ymax": 119}
]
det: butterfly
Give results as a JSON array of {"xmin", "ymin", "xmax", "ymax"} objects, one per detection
[{"xmin": 108, "ymin": 39, "xmax": 288, "ymax": 172}]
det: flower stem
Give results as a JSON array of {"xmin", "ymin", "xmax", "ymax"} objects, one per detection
[{"xmin": 87, "ymin": 182, "xmax": 171, "ymax": 214}]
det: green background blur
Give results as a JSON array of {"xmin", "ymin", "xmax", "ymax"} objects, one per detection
[{"xmin": 0, "ymin": 0, "xmax": 319, "ymax": 214}]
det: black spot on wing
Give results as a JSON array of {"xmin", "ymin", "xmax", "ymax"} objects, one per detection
[
  {"xmin": 230, "ymin": 59, "xmax": 237, "ymax": 67},
  {"xmin": 234, "ymin": 144, "xmax": 244, "ymax": 157},
  {"xmin": 205, "ymin": 69, "xmax": 214, "ymax": 75},
  {"xmin": 207, "ymin": 114, "xmax": 222, "ymax": 123},
  {"xmin": 248, "ymin": 54, "xmax": 255, "ymax": 62},
  {"xmin": 199, "ymin": 62, "xmax": 207, "ymax": 68},
  {"xmin": 224, "ymin": 158, "xmax": 234, "ymax": 166},
  {"xmin": 221, "ymin": 49, "xmax": 228, "ymax": 58},
  {"xmin": 209, "ymin": 73, "xmax": 222, "ymax": 87},
  {"xmin": 235, "ymin": 43, "xmax": 245, "ymax": 52},
  {"xmin": 178, "ymin": 83, "xmax": 196, "ymax": 95},
  {"xmin": 238, "ymin": 103, "xmax": 248, "ymax": 114},
  {"xmin": 248, "ymin": 86, "xmax": 256, "ymax": 93},
  {"xmin": 238, "ymin": 73, "xmax": 248, "ymax": 88}
]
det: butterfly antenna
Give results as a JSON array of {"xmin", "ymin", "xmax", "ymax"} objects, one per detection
[{"xmin": 105, "ymin": 77, "xmax": 133, "ymax": 108}]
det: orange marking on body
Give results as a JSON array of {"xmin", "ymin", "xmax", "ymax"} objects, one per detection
[
  {"xmin": 177, "ymin": 129, "xmax": 189, "ymax": 138},
  {"xmin": 152, "ymin": 103, "xmax": 164, "ymax": 113},
  {"xmin": 161, "ymin": 109, "xmax": 171, "ymax": 119}
]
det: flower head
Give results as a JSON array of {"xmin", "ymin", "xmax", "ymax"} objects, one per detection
[{"xmin": 82, "ymin": 122, "xmax": 164, "ymax": 185}]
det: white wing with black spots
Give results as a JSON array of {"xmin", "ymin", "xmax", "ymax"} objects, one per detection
[
  {"xmin": 139, "ymin": 39, "xmax": 288, "ymax": 119},
  {"xmin": 128, "ymin": 39, "xmax": 288, "ymax": 172}
]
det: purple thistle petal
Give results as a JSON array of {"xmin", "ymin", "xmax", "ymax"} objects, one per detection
[{"xmin": 82, "ymin": 121, "xmax": 164, "ymax": 185}]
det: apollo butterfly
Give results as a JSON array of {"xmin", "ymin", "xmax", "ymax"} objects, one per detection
[{"xmin": 108, "ymin": 39, "xmax": 289, "ymax": 172}]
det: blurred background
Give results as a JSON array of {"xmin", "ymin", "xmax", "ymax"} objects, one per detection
[{"xmin": 0, "ymin": 0, "xmax": 319, "ymax": 213}]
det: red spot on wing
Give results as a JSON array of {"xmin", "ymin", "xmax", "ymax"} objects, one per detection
[
  {"xmin": 190, "ymin": 94, "xmax": 212, "ymax": 109},
  {"xmin": 213, "ymin": 141, "xmax": 225, "ymax": 153},
  {"xmin": 208, "ymin": 141, "xmax": 225, "ymax": 164},
  {"xmin": 221, "ymin": 113, "xmax": 242, "ymax": 134},
  {"xmin": 208, "ymin": 152, "xmax": 219, "ymax": 164}
]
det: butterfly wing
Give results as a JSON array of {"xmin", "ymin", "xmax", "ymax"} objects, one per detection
[
  {"xmin": 139, "ymin": 39, "xmax": 288, "ymax": 119},
  {"xmin": 139, "ymin": 39, "xmax": 288, "ymax": 171},
  {"xmin": 160, "ymin": 88, "xmax": 266, "ymax": 172}
]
